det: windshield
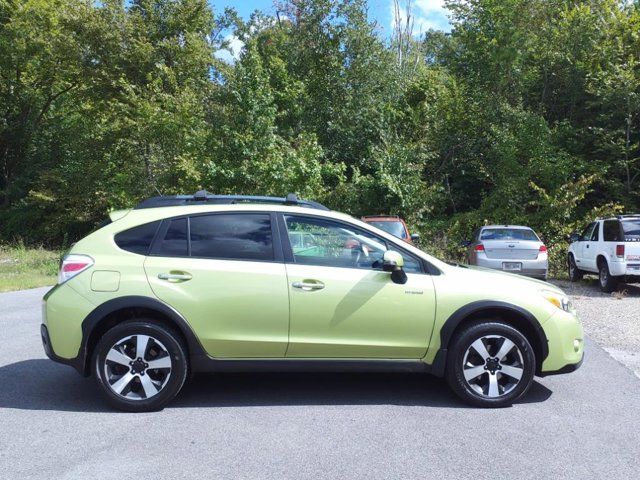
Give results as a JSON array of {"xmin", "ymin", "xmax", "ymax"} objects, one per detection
[
  {"xmin": 368, "ymin": 221, "xmax": 407, "ymax": 239},
  {"xmin": 622, "ymin": 220, "xmax": 640, "ymax": 241},
  {"xmin": 480, "ymin": 228, "xmax": 539, "ymax": 241}
]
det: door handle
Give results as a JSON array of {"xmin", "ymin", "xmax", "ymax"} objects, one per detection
[
  {"xmin": 586, "ymin": 245, "xmax": 589, "ymax": 248},
  {"xmin": 158, "ymin": 272, "xmax": 192, "ymax": 282},
  {"xmin": 292, "ymin": 280, "xmax": 325, "ymax": 291}
]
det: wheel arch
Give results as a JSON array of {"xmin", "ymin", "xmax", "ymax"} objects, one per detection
[
  {"xmin": 77, "ymin": 296, "xmax": 206, "ymax": 376},
  {"xmin": 596, "ymin": 253, "xmax": 608, "ymax": 268},
  {"xmin": 430, "ymin": 301, "xmax": 549, "ymax": 377}
]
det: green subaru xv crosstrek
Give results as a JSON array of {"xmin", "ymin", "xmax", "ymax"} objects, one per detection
[{"xmin": 41, "ymin": 192, "xmax": 584, "ymax": 411}]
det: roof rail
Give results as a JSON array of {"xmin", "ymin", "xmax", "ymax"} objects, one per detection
[
  {"xmin": 616, "ymin": 214, "xmax": 640, "ymax": 219},
  {"xmin": 133, "ymin": 191, "xmax": 330, "ymax": 211}
]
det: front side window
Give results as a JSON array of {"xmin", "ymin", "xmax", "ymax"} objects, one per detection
[
  {"xmin": 190, "ymin": 214, "xmax": 273, "ymax": 261},
  {"xmin": 580, "ymin": 223, "xmax": 596, "ymax": 242},
  {"xmin": 590, "ymin": 222, "xmax": 600, "ymax": 241},
  {"xmin": 285, "ymin": 215, "xmax": 422, "ymax": 273}
]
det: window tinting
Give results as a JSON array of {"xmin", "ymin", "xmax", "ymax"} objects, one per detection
[
  {"xmin": 190, "ymin": 214, "xmax": 273, "ymax": 261},
  {"xmin": 603, "ymin": 221, "xmax": 620, "ymax": 241},
  {"xmin": 114, "ymin": 221, "xmax": 161, "ymax": 255},
  {"xmin": 590, "ymin": 223, "xmax": 600, "ymax": 241},
  {"xmin": 154, "ymin": 218, "xmax": 188, "ymax": 256}
]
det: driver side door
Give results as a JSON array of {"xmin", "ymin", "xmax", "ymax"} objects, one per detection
[{"xmin": 281, "ymin": 214, "xmax": 436, "ymax": 359}]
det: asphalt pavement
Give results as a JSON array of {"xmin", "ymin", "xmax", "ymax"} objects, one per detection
[{"xmin": 1, "ymin": 287, "xmax": 639, "ymax": 479}]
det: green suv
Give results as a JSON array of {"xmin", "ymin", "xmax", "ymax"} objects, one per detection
[{"xmin": 41, "ymin": 192, "xmax": 584, "ymax": 411}]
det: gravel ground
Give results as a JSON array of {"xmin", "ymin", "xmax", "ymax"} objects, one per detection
[{"xmin": 553, "ymin": 279, "xmax": 640, "ymax": 377}]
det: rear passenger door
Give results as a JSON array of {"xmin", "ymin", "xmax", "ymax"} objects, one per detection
[{"xmin": 144, "ymin": 212, "xmax": 290, "ymax": 358}]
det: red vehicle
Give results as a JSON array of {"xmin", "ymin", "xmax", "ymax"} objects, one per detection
[{"xmin": 361, "ymin": 215, "xmax": 419, "ymax": 244}]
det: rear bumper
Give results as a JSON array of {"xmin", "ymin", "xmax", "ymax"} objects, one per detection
[
  {"xmin": 40, "ymin": 324, "xmax": 84, "ymax": 374},
  {"xmin": 474, "ymin": 256, "xmax": 548, "ymax": 278}
]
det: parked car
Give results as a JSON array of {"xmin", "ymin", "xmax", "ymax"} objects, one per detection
[
  {"xmin": 42, "ymin": 192, "xmax": 583, "ymax": 411},
  {"xmin": 464, "ymin": 225, "xmax": 548, "ymax": 280},
  {"xmin": 568, "ymin": 215, "xmax": 640, "ymax": 292},
  {"xmin": 361, "ymin": 215, "xmax": 419, "ymax": 244}
]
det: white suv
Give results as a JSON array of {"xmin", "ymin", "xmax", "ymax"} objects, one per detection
[{"xmin": 568, "ymin": 215, "xmax": 640, "ymax": 292}]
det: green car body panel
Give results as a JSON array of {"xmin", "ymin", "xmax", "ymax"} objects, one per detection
[{"xmin": 42, "ymin": 204, "xmax": 584, "ymax": 378}]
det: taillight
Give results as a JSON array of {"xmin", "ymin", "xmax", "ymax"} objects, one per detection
[
  {"xmin": 539, "ymin": 245, "xmax": 548, "ymax": 255},
  {"xmin": 616, "ymin": 244, "xmax": 625, "ymax": 258},
  {"xmin": 58, "ymin": 254, "xmax": 94, "ymax": 284},
  {"xmin": 474, "ymin": 244, "xmax": 485, "ymax": 252}
]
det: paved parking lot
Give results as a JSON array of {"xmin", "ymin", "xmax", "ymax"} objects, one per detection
[{"xmin": 1, "ymin": 286, "xmax": 640, "ymax": 479}]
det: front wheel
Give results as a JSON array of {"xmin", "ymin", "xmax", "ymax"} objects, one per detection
[
  {"xmin": 93, "ymin": 319, "xmax": 188, "ymax": 412},
  {"xmin": 598, "ymin": 261, "xmax": 619, "ymax": 293},
  {"xmin": 446, "ymin": 321, "xmax": 536, "ymax": 408}
]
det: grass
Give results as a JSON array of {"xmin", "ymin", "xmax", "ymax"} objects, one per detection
[{"xmin": 0, "ymin": 244, "xmax": 60, "ymax": 292}]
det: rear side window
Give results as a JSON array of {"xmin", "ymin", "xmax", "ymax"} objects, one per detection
[
  {"xmin": 603, "ymin": 220, "xmax": 622, "ymax": 242},
  {"xmin": 114, "ymin": 221, "xmax": 161, "ymax": 255},
  {"xmin": 153, "ymin": 218, "xmax": 188, "ymax": 256},
  {"xmin": 190, "ymin": 214, "xmax": 273, "ymax": 261}
]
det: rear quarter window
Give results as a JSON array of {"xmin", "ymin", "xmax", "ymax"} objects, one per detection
[
  {"xmin": 114, "ymin": 221, "xmax": 161, "ymax": 255},
  {"xmin": 603, "ymin": 220, "xmax": 622, "ymax": 242}
]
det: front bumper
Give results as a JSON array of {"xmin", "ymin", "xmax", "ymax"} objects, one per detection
[{"xmin": 540, "ymin": 309, "xmax": 584, "ymax": 375}]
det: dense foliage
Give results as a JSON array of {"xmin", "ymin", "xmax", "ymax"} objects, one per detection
[{"xmin": 1, "ymin": 0, "xmax": 639, "ymax": 274}]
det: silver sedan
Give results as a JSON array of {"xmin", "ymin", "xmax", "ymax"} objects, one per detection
[{"xmin": 464, "ymin": 225, "xmax": 548, "ymax": 280}]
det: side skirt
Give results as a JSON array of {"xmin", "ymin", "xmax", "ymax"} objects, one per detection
[{"xmin": 190, "ymin": 355, "xmax": 433, "ymax": 374}]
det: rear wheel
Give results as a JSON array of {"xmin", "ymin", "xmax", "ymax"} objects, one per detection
[
  {"xmin": 598, "ymin": 260, "xmax": 619, "ymax": 293},
  {"xmin": 446, "ymin": 321, "xmax": 536, "ymax": 408},
  {"xmin": 568, "ymin": 254, "xmax": 583, "ymax": 282},
  {"xmin": 93, "ymin": 319, "xmax": 188, "ymax": 412}
]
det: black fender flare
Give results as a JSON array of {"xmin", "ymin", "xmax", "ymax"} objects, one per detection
[
  {"xmin": 429, "ymin": 300, "xmax": 549, "ymax": 377},
  {"xmin": 76, "ymin": 295, "xmax": 207, "ymax": 376}
]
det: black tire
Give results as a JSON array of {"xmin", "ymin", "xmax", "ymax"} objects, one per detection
[
  {"xmin": 93, "ymin": 319, "xmax": 188, "ymax": 412},
  {"xmin": 568, "ymin": 254, "xmax": 583, "ymax": 282},
  {"xmin": 598, "ymin": 260, "xmax": 619, "ymax": 293},
  {"xmin": 445, "ymin": 321, "xmax": 536, "ymax": 408}
]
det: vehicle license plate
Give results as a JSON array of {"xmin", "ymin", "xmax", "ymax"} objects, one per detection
[{"xmin": 502, "ymin": 262, "xmax": 522, "ymax": 271}]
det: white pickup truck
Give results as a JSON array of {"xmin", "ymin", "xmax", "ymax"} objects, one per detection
[{"xmin": 568, "ymin": 215, "xmax": 640, "ymax": 292}]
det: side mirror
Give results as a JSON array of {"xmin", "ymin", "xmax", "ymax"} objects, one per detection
[
  {"xmin": 382, "ymin": 251, "xmax": 408, "ymax": 284},
  {"xmin": 461, "ymin": 240, "xmax": 472, "ymax": 248},
  {"xmin": 410, "ymin": 233, "xmax": 420, "ymax": 242},
  {"xmin": 568, "ymin": 232, "xmax": 580, "ymax": 243}
]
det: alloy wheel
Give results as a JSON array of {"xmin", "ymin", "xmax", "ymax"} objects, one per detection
[
  {"xmin": 462, "ymin": 335, "xmax": 525, "ymax": 398},
  {"xmin": 102, "ymin": 334, "xmax": 172, "ymax": 400}
]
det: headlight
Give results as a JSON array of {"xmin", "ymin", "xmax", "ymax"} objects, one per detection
[{"xmin": 541, "ymin": 290, "xmax": 572, "ymax": 312}]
